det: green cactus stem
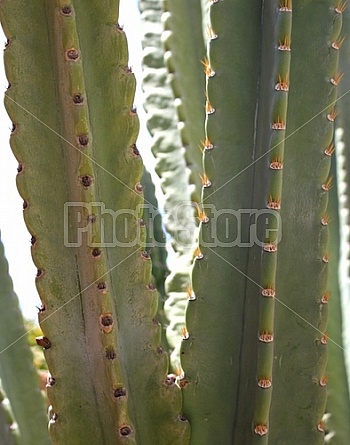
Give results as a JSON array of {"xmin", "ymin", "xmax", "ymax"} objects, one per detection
[
  {"xmin": 323, "ymin": 147, "xmax": 350, "ymax": 443},
  {"xmin": 0, "ymin": 388, "xmax": 18, "ymax": 445},
  {"xmin": 0, "ymin": 233, "xmax": 50, "ymax": 445},
  {"xmin": 0, "ymin": 1, "xmax": 188, "ymax": 443},
  {"xmin": 180, "ymin": 1, "xmax": 340, "ymax": 444}
]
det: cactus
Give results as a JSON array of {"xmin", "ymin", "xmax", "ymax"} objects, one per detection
[
  {"xmin": 0, "ymin": 0, "xmax": 350, "ymax": 444},
  {"xmin": 0, "ymin": 388, "xmax": 18, "ymax": 445},
  {"xmin": 139, "ymin": 0, "xmax": 197, "ymax": 372},
  {"xmin": 0, "ymin": 1, "xmax": 187, "ymax": 444},
  {"xmin": 0, "ymin": 233, "xmax": 50, "ymax": 445}
]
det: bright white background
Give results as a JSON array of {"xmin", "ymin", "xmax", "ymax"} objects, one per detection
[{"xmin": 0, "ymin": 0, "xmax": 153, "ymax": 321}]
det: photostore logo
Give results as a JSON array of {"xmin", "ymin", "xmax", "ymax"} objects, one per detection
[{"xmin": 64, "ymin": 202, "xmax": 282, "ymax": 249}]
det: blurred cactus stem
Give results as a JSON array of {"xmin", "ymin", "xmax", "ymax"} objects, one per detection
[{"xmin": 0, "ymin": 233, "xmax": 50, "ymax": 445}]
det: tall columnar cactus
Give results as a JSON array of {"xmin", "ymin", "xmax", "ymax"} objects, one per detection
[
  {"xmin": 180, "ymin": 1, "xmax": 343, "ymax": 443},
  {"xmin": 1, "ymin": 0, "xmax": 350, "ymax": 445},
  {"xmin": 0, "ymin": 1, "xmax": 188, "ymax": 444},
  {"xmin": 0, "ymin": 389, "xmax": 17, "ymax": 445}
]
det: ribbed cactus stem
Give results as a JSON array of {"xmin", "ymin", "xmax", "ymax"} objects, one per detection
[
  {"xmin": 181, "ymin": 1, "xmax": 342, "ymax": 443},
  {"xmin": 252, "ymin": 2, "xmax": 292, "ymax": 442},
  {"xmin": 269, "ymin": 1, "xmax": 342, "ymax": 443},
  {"xmin": 0, "ymin": 233, "xmax": 50, "ymax": 445},
  {"xmin": 181, "ymin": 1, "xmax": 264, "ymax": 442},
  {"xmin": 1, "ymin": 1, "xmax": 189, "ymax": 443},
  {"xmin": 0, "ymin": 389, "xmax": 17, "ymax": 445}
]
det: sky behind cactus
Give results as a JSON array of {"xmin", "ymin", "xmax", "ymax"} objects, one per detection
[{"xmin": 0, "ymin": 0, "xmax": 154, "ymax": 321}]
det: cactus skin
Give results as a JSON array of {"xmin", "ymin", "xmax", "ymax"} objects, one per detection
[
  {"xmin": 0, "ymin": 234, "xmax": 50, "ymax": 445},
  {"xmin": 0, "ymin": 1, "xmax": 188, "ymax": 444}
]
